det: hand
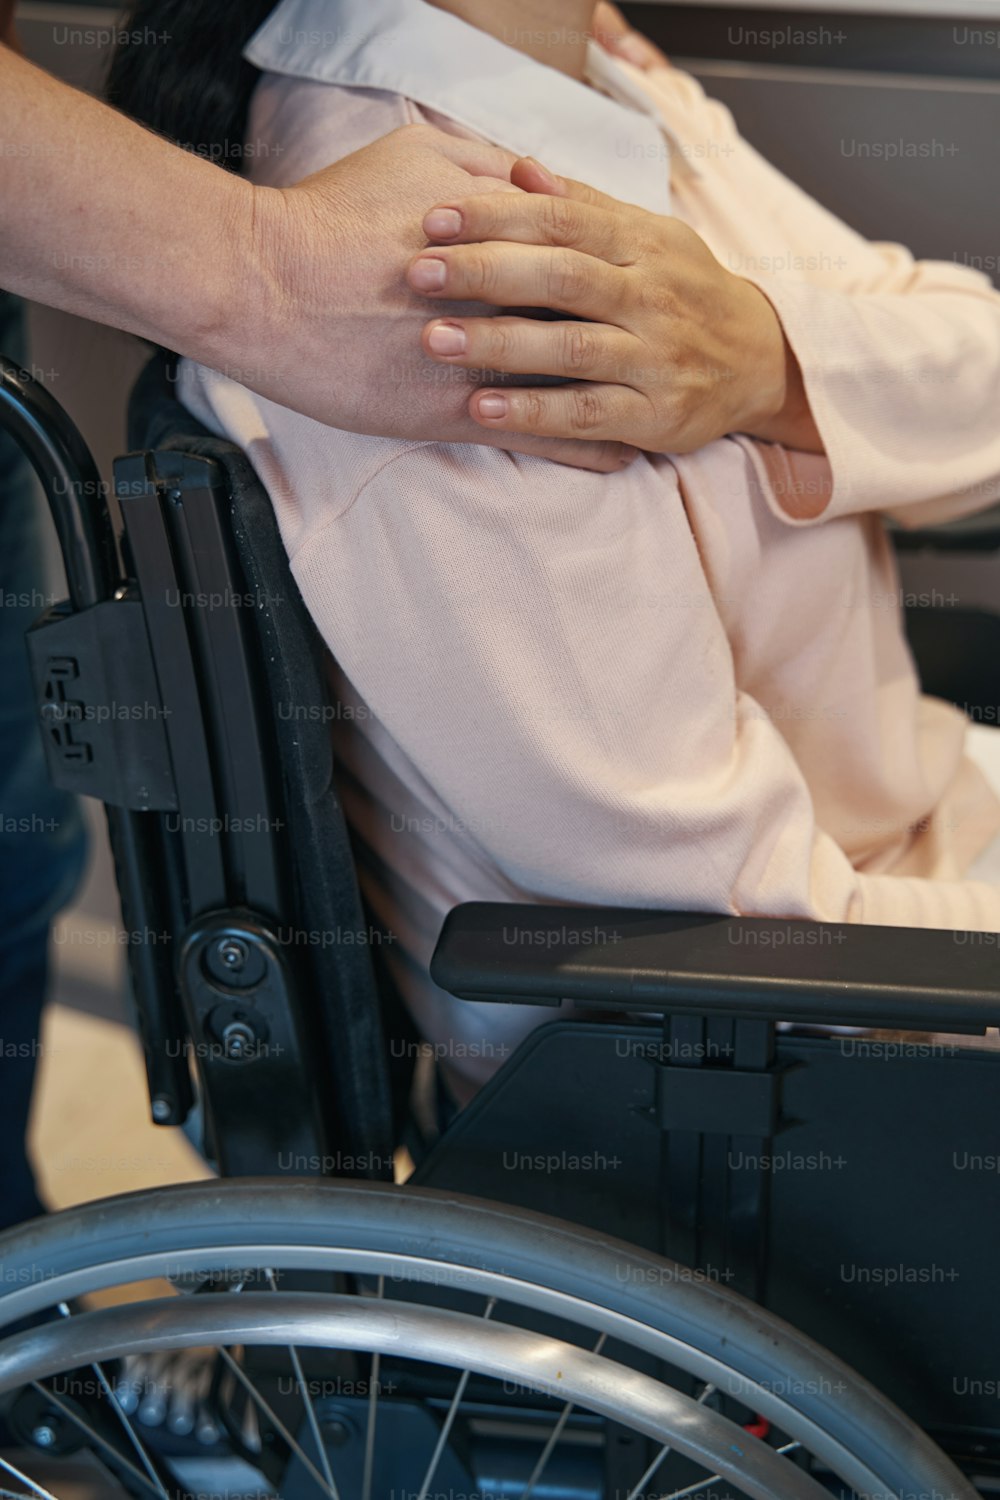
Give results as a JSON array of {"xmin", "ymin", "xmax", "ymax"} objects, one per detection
[
  {"xmin": 245, "ymin": 127, "xmax": 633, "ymax": 473},
  {"xmin": 592, "ymin": 2, "xmax": 670, "ymax": 70},
  {"xmin": 408, "ymin": 160, "xmax": 821, "ymax": 455}
]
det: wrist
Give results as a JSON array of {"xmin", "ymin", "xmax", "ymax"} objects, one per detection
[
  {"xmin": 176, "ymin": 174, "xmax": 287, "ymax": 379},
  {"xmin": 735, "ymin": 277, "xmax": 824, "ymax": 452},
  {"xmin": 732, "ymin": 277, "xmax": 788, "ymax": 436}
]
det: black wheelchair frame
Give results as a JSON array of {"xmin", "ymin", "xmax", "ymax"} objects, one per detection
[{"xmin": 3, "ymin": 350, "xmax": 1000, "ymax": 1480}]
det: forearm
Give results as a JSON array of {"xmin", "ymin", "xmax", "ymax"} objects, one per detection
[
  {"xmin": 0, "ymin": 44, "xmax": 273, "ymax": 370},
  {"xmin": 742, "ymin": 270, "xmax": 1000, "ymax": 525}
]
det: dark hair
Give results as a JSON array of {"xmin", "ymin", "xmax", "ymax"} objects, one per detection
[{"xmin": 105, "ymin": 0, "xmax": 277, "ymax": 173}]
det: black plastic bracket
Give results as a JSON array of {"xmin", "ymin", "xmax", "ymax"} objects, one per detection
[
  {"xmin": 656, "ymin": 1061, "xmax": 783, "ymax": 1137},
  {"xmin": 178, "ymin": 911, "xmax": 331, "ymax": 1176},
  {"xmin": 26, "ymin": 596, "xmax": 177, "ymax": 811},
  {"xmin": 655, "ymin": 1015, "xmax": 784, "ymax": 1304}
]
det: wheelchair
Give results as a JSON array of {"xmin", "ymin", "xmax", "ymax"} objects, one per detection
[{"xmin": 1, "ymin": 348, "xmax": 999, "ymax": 1500}]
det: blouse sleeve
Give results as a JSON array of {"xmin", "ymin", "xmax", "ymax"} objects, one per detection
[{"xmin": 642, "ymin": 62, "xmax": 1000, "ymax": 528}]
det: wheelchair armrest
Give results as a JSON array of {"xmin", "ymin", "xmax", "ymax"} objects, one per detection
[
  {"xmin": 430, "ymin": 903, "xmax": 1000, "ymax": 1034},
  {"xmin": 888, "ymin": 499, "xmax": 1000, "ymax": 553}
]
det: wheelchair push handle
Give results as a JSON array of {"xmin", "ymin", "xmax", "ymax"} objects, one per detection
[{"xmin": 0, "ymin": 355, "xmax": 118, "ymax": 610}]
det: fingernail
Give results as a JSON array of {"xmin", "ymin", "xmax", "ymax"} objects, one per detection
[
  {"xmin": 409, "ymin": 257, "xmax": 448, "ymax": 292},
  {"xmin": 424, "ymin": 208, "xmax": 463, "ymax": 238},
  {"xmin": 477, "ymin": 394, "xmax": 509, "ymax": 419},
  {"xmin": 520, "ymin": 156, "xmax": 561, "ymax": 192},
  {"xmin": 427, "ymin": 322, "xmax": 467, "ymax": 356},
  {"xmin": 618, "ymin": 445, "xmax": 640, "ymax": 468}
]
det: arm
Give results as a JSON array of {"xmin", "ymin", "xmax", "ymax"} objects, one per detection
[
  {"xmin": 655, "ymin": 69, "xmax": 1000, "ymax": 529},
  {"xmin": 0, "ymin": 44, "xmax": 262, "ymax": 367},
  {"xmin": 0, "ymin": 44, "xmax": 627, "ymax": 471},
  {"xmin": 740, "ymin": 242, "xmax": 1000, "ymax": 529}
]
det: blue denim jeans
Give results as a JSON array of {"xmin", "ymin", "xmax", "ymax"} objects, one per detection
[{"xmin": 0, "ymin": 293, "xmax": 87, "ymax": 1230}]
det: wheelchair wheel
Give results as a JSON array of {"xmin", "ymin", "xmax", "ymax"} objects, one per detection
[{"xmin": 0, "ymin": 1179, "xmax": 973, "ymax": 1500}]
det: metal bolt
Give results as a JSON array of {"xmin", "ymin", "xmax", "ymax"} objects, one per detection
[
  {"xmin": 151, "ymin": 1096, "xmax": 171, "ymax": 1123},
  {"xmin": 217, "ymin": 937, "xmax": 249, "ymax": 973},
  {"xmin": 318, "ymin": 1418, "xmax": 352, "ymax": 1447},
  {"xmin": 31, "ymin": 1424, "xmax": 57, "ymax": 1449},
  {"xmin": 314, "ymin": 1402, "xmax": 355, "ymax": 1445},
  {"xmin": 221, "ymin": 1020, "xmax": 257, "ymax": 1060}
]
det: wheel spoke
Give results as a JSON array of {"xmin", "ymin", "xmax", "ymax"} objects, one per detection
[
  {"xmin": 520, "ymin": 1332, "xmax": 607, "ymax": 1500},
  {"xmin": 87, "ymin": 1358, "xmax": 170, "ymax": 1500},
  {"xmin": 0, "ymin": 1455, "xmax": 59, "ymax": 1500},
  {"xmin": 623, "ymin": 1382, "xmax": 717, "ymax": 1500},
  {"xmin": 360, "ymin": 1276, "xmax": 383, "ymax": 1500},
  {"xmin": 414, "ymin": 1297, "xmax": 497, "ymax": 1500},
  {"xmin": 53, "ymin": 1301, "xmax": 170, "ymax": 1500},
  {"xmin": 656, "ymin": 1439, "xmax": 802, "ymax": 1500},
  {"xmin": 265, "ymin": 1271, "xmax": 340, "ymax": 1500},
  {"xmin": 217, "ymin": 1346, "xmax": 338, "ymax": 1499}
]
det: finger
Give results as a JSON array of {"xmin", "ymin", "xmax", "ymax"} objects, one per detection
[
  {"xmin": 422, "ymin": 157, "xmax": 645, "ymax": 233},
  {"xmin": 592, "ymin": 2, "xmax": 632, "ymax": 50},
  {"xmin": 407, "ymin": 242, "xmax": 627, "ymax": 322},
  {"xmin": 505, "ymin": 157, "xmax": 566, "ymax": 197},
  {"xmin": 424, "ymin": 394, "xmax": 637, "ymax": 470},
  {"xmin": 422, "ymin": 316, "xmax": 637, "ymax": 385},
  {"xmin": 469, "ymin": 383, "xmax": 646, "ymax": 444},
  {"xmin": 422, "ymin": 189, "xmax": 632, "ymax": 264},
  {"xmin": 509, "ymin": 159, "xmax": 629, "ymax": 213}
]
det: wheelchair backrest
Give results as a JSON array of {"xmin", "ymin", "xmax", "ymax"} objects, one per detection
[{"xmin": 14, "ymin": 351, "xmax": 397, "ymax": 1179}]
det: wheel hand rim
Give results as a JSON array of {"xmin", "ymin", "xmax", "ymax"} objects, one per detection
[{"xmin": 0, "ymin": 1292, "xmax": 833, "ymax": 1500}]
